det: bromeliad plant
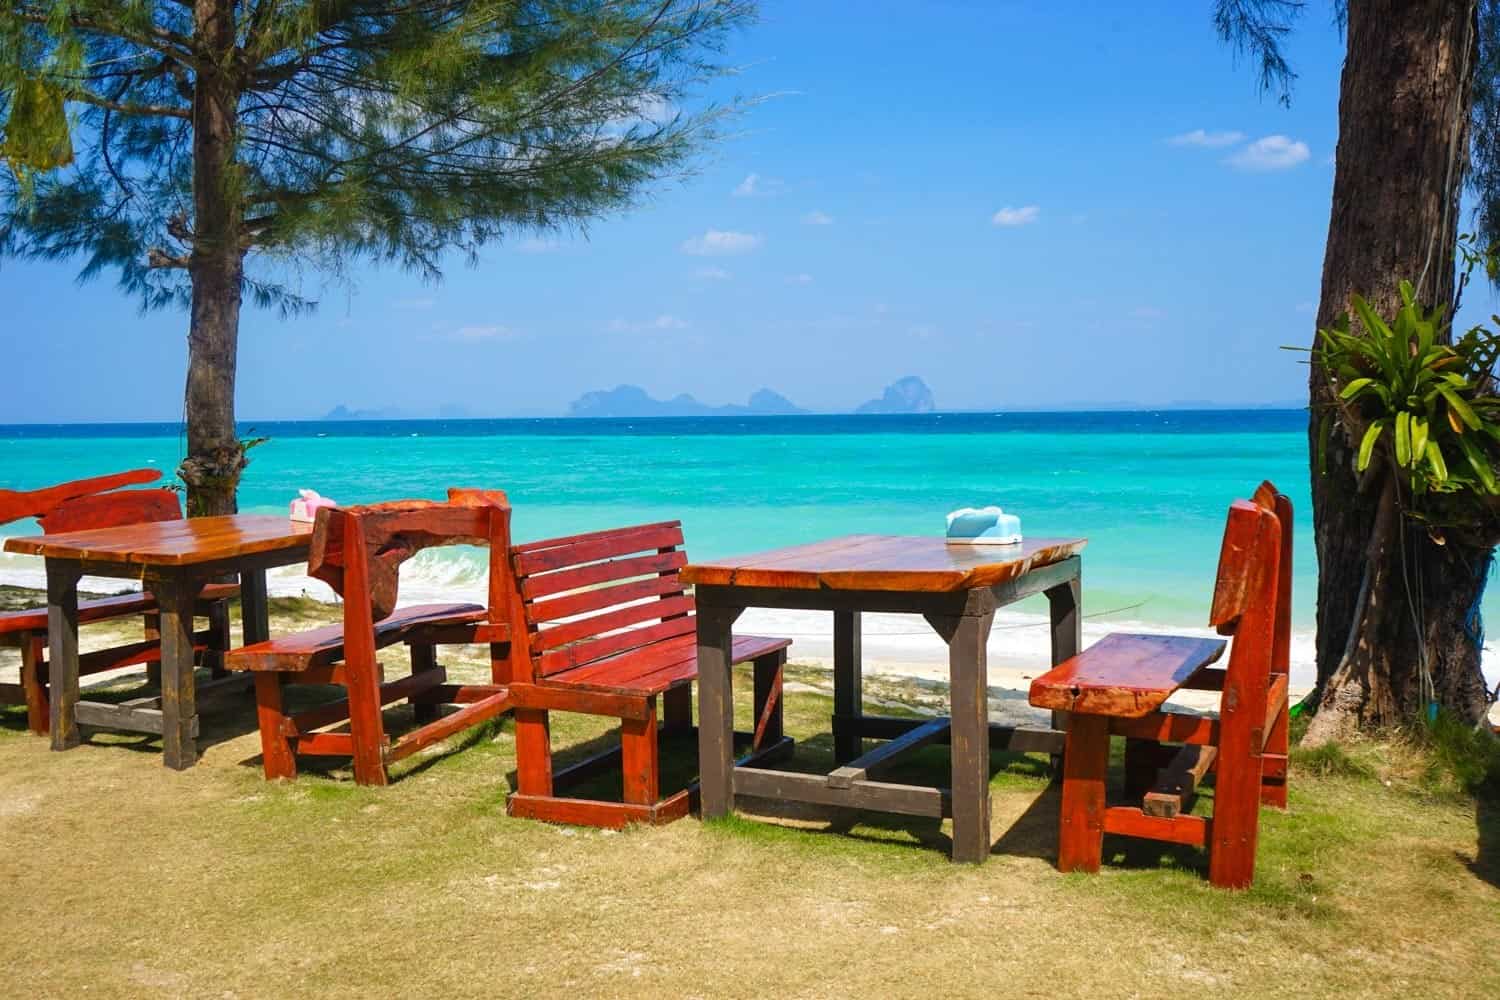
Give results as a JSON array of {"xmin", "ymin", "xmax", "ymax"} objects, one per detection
[{"xmin": 1314, "ymin": 280, "xmax": 1500, "ymax": 535}]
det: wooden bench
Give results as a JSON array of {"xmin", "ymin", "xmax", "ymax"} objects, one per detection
[
  {"xmin": 224, "ymin": 490, "xmax": 513, "ymax": 785},
  {"xmin": 1028, "ymin": 481, "xmax": 1293, "ymax": 889},
  {"xmin": 503, "ymin": 520, "xmax": 793, "ymax": 828},
  {"xmin": 0, "ymin": 471, "xmax": 237, "ymax": 735}
]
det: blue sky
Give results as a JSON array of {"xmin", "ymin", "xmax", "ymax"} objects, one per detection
[{"xmin": 3, "ymin": 1, "xmax": 1473, "ymax": 422}]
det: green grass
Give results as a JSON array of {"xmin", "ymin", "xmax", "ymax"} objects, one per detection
[{"xmin": 0, "ymin": 592, "xmax": 1497, "ymax": 998}]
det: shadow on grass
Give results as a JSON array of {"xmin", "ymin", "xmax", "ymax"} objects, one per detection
[{"xmin": 1469, "ymin": 793, "xmax": 1500, "ymax": 889}]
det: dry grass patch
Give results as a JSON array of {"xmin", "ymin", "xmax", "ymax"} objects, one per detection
[{"xmin": 0, "ymin": 593, "xmax": 1496, "ymax": 998}]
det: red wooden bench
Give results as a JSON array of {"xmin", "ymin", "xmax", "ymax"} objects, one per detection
[
  {"xmin": 0, "ymin": 470, "xmax": 237, "ymax": 735},
  {"xmin": 502, "ymin": 520, "xmax": 793, "ymax": 828},
  {"xmin": 1028, "ymin": 481, "xmax": 1292, "ymax": 889},
  {"xmin": 224, "ymin": 490, "xmax": 513, "ymax": 785}
]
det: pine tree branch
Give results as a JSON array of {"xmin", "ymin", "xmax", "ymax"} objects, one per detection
[{"xmin": 67, "ymin": 88, "xmax": 192, "ymax": 120}]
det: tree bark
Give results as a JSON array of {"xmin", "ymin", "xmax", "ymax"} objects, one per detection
[
  {"xmin": 178, "ymin": 0, "xmax": 246, "ymax": 517},
  {"xmin": 1307, "ymin": 0, "xmax": 1490, "ymax": 742}
]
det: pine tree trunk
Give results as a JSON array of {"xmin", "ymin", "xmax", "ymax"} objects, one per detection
[
  {"xmin": 178, "ymin": 0, "xmax": 246, "ymax": 517},
  {"xmin": 1306, "ymin": 0, "xmax": 1490, "ymax": 742}
]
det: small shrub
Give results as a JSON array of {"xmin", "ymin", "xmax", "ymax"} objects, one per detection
[
  {"xmin": 1416, "ymin": 710, "xmax": 1500, "ymax": 798},
  {"xmin": 1291, "ymin": 741, "xmax": 1376, "ymax": 781}
]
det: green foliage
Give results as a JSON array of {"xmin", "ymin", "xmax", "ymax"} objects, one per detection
[
  {"xmin": 1312, "ymin": 279, "xmax": 1500, "ymax": 508},
  {"xmin": 1417, "ymin": 709, "xmax": 1500, "ymax": 799},
  {"xmin": 1291, "ymin": 740, "xmax": 1377, "ymax": 781},
  {"xmin": 0, "ymin": 1, "xmax": 756, "ymax": 312}
]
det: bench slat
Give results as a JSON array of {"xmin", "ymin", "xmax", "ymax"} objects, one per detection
[
  {"xmin": 1028, "ymin": 632, "xmax": 1227, "ymax": 718},
  {"xmin": 546, "ymin": 634, "xmax": 791, "ymax": 697},
  {"xmin": 225, "ymin": 602, "xmax": 485, "ymax": 672},
  {"xmin": 528, "ymin": 574, "xmax": 686, "ymax": 623},
  {"xmin": 514, "ymin": 523, "xmax": 683, "ymax": 575},
  {"xmin": 538, "ymin": 615, "xmax": 696, "ymax": 677},
  {"xmin": 520, "ymin": 551, "xmax": 687, "ymax": 601},
  {"xmin": 532, "ymin": 594, "xmax": 696, "ymax": 652}
]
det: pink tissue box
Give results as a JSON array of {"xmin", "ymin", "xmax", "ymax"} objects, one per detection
[{"xmin": 290, "ymin": 490, "xmax": 337, "ymax": 523}]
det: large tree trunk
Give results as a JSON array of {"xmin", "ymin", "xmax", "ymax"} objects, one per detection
[
  {"xmin": 1307, "ymin": 0, "xmax": 1490, "ymax": 742},
  {"xmin": 177, "ymin": 0, "xmax": 246, "ymax": 517}
]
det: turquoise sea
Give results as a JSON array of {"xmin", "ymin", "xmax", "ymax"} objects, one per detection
[{"xmin": 1, "ymin": 411, "xmax": 1494, "ymax": 684}]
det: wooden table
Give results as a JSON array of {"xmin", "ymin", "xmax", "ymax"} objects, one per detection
[
  {"xmin": 4, "ymin": 515, "xmax": 313, "ymax": 769},
  {"xmin": 684, "ymin": 534, "xmax": 1086, "ymax": 863}
]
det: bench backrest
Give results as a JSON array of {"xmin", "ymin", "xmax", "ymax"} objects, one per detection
[
  {"xmin": 505, "ymin": 521, "xmax": 692, "ymax": 681},
  {"xmin": 40, "ymin": 489, "xmax": 182, "ymax": 534},
  {"xmin": 308, "ymin": 488, "xmax": 512, "ymax": 623},
  {"xmin": 0, "ymin": 469, "xmax": 165, "ymax": 528},
  {"xmin": 1207, "ymin": 481, "xmax": 1290, "ymax": 755}
]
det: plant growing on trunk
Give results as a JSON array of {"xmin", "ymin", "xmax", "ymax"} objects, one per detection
[{"xmin": 0, "ymin": 1, "xmax": 756, "ymax": 514}]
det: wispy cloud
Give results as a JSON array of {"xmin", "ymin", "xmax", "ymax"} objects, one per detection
[
  {"xmin": 1168, "ymin": 128, "xmax": 1246, "ymax": 148},
  {"xmin": 1227, "ymin": 135, "xmax": 1310, "ymax": 171},
  {"xmin": 801, "ymin": 210, "xmax": 834, "ymax": 225},
  {"xmin": 786, "ymin": 273, "xmax": 814, "ymax": 285},
  {"xmin": 608, "ymin": 314, "xmax": 690, "ymax": 333},
  {"xmin": 733, "ymin": 173, "xmax": 761, "ymax": 197},
  {"xmin": 991, "ymin": 205, "xmax": 1040, "ymax": 227},
  {"xmin": 694, "ymin": 266, "xmax": 731, "ymax": 280},
  {"xmin": 681, "ymin": 229, "xmax": 763, "ymax": 255},
  {"xmin": 516, "ymin": 237, "xmax": 560, "ymax": 253},
  {"xmin": 732, "ymin": 173, "xmax": 784, "ymax": 198}
]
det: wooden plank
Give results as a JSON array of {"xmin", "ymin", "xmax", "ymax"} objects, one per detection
[
  {"xmin": 514, "ymin": 523, "xmax": 684, "ymax": 576},
  {"xmin": 513, "ymin": 519, "xmax": 681, "ymax": 554},
  {"xmin": 0, "ymin": 591, "xmax": 160, "ymax": 635},
  {"xmin": 528, "ymin": 574, "xmax": 685, "ymax": 624},
  {"xmin": 827, "ymin": 717, "xmax": 950, "ymax": 789},
  {"xmin": 506, "ymin": 682, "xmax": 653, "ymax": 721},
  {"xmin": 681, "ymin": 534, "xmax": 1087, "ymax": 594},
  {"xmin": 537, "ymin": 615, "xmax": 695, "ymax": 676},
  {"xmin": 506, "ymin": 792, "xmax": 664, "ymax": 830},
  {"xmin": 294, "ymin": 731, "xmax": 355, "ymax": 757},
  {"xmin": 840, "ymin": 713, "xmax": 1065, "ymax": 754},
  {"xmin": 1028, "ymin": 633, "xmax": 1227, "ymax": 717},
  {"xmin": 224, "ymin": 603, "xmax": 485, "ymax": 672},
  {"xmin": 74, "ymin": 700, "xmax": 200, "ymax": 737},
  {"xmin": 520, "ymin": 551, "xmax": 687, "ymax": 601},
  {"xmin": 46, "ymin": 559, "xmax": 83, "ymax": 751},
  {"xmin": 39, "ymin": 489, "xmax": 181, "ymax": 534},
  {"xmin": 1263, "ymin": 673, "xmax": 1289, "ymax": 749},
  {"xmin": 240, "ymin": 567, "xmax": 271, "ymax": 646},
  {"xmin": 0, "ymin": 469, "xmax": 160, "ymax": 524},
  {"xmin": 731, "ymin": 767, "xmax": 951, "ymax": 819},
  {"xmin": 944, "ymin": 610, "xmax": 994, "ymax": 863},
  {"xmin": 532, "ymin": 594, "xmax": 695, "ymax": 652},
  {"xmin": 1057, "ymin": 714, "xmax": 1110, "ymax": 872},
  {"xmin": 152, "ymin": 574, "xmax": 198, "ymax": 770},
  {"xmin": 385, "ymin": 691, "xmax": 512, "ymax": 764},
  {"xmin": 1143, "ymin": 744, "xmax": 1219, "ymax": 818},
  {"xmin": 1113, "ymin": 711, "xmax": 1218, "ymax": 744},
  {"xmin": 284, "ymin": 667, "xmax": 448, "ymax": 736},
  {"xmin": 1104, "ymin": 806, "xmax": 1210, "ymax": 848},
  {"xmin": 4, "ymin": 515, "xmax": 313, "ymax": 567},
  {"xmin": 696, "ymin": 605, "xmax": 741, "ymax": 820}
]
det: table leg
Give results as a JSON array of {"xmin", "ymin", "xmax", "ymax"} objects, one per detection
[
  {"xmin": 151, "ymin": 574, "xmax": 200, "ymax": 770},
  {"xmin": 929, "ymin": 608, "xmax": 996, "ymax": 863},
  {"xmin": 696, "ymin": 604, "xmax": 742, "ymax": 820},
  {"xmin": 240, "ymin": 567, "xmax": 271, "ymax": 646},
  {"xmin": 1045, "ymin": 572, "xmax": 1082, "ymax": 773},
  {"xmin": 832, "ymin": 609, "xmax": 863, "ymax": 764},
  {"xmin": 45, "ymin": 559, "xmax": 84, "ymax": 751}
]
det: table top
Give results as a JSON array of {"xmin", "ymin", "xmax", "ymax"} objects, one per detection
[
  {"xmin": 682, "ymin": 534, "xmax": 1086, "ymax": 593},
  {"xmin": 3, "ymin": 514, "xmax": 313, "ymax": 568}
]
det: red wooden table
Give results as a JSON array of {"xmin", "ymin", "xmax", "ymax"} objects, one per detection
[
  {"xmin": 684, "ymin": 534, "xmax": 1086, "ymax": 863},
  {"xmin": 4, "ymin": 515, "xmax": 312, "ymax": 769}
]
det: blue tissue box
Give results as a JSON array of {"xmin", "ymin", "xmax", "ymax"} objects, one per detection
[{"xmin": 946, "ymin": 506, "xmax": 1022, "ymax": 545}]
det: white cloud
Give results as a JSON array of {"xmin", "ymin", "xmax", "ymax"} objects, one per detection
[
  {"xmin": 694, "ymin": 266, "xmax": 731, "ymax": 280},
  {"xmin": 609, "ymin": 314, "xmax": 690, "ymax": 333},
  {"xmin": 681, "ymin": 229, "xmax": 763, "ymax": 255},
  {"xmin": 733, "ymin": 173, "xmax": 761, "ymax": 197},
  {"xmin": 1227, "ymin": 135, "xmax": 1310, "ymax": 171},
  {"xmin": 1168, "ymin": 128, "xmax": 1246, "ymax": 148},
  {"xmin": 991, "ymin": 205, "xmax": 1040, "ymax": 227},
  {"xmin": 451, "ymin": 325, "xmax": 522, "ymax": 342},
  {"xmin": 801, "ymin": 210, "xmax": 834, "ymax": 225},
  {"xmin": 787, "ymin": 273, "xmax": 814, "ymax": 285}
]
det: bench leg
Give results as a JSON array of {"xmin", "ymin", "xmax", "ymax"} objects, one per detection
[
  {"xmin": 409, "ymin": 643, "xmax": 442, "ymax": 725},
  {"xmin": 752, "ymin": 651, "xmax": 784, "ymax": 751},
  {"xmin": 253, "ymin": 673, "xmax": 298, "ymax": 780},
  {"xmin": 1261, "ymin": 686, "xmax": 1289, "ymax": 810},
  {"xmin": 621, "ymin": 697, "xmax": 660, "ymax": 806},
  {"xmin": 1058, "ymin": 714, "xmax": 1109, "ymax": 873},
  {"xmin": 662, "ymin": 685, "xmax": 693, "ymax": 731},
  {"xmin": 143, "ymin": 612, "xmax": 162, "ymax": 688},
  {"xmin": 1208, "ymin": 752, "xmax": 1263, "ymax": 890},
  {"xmin": 20, "ymin": 633, "xmax": 48, "ymax": 736},
  {"xmin": 514, "ymin": 708, "xmax": 553, "ymax": 797},
  {"xmin": 206, "ymin": 601, "xmax": 231, "ymax": 679},
  {"xmin": 343, "ymin": 651, "xmax": 390, "ymax": 787}
]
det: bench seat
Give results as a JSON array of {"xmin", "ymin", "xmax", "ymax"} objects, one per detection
[
  {"xmin": 0, "ymin": 582, "xmax": 241, "ymax": 638},
  {"xmin": 1028, "ymin": 632, "xmax": 1227, "ymax": 718},
  {"xmin": 225, "ymin": 602, "xmax": 487, "ymax": 673},
  {"xmin": 545, "ymin": 632, "xmax": 791, "ymax": 697}
]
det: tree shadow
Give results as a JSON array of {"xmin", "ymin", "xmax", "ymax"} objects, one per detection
[{"xmin": 1465, "ymin": 793, "xmax": 1499, "ymax": 890}]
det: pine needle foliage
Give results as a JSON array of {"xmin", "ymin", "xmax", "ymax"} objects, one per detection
[{"xmin": 0, "ymin": 1, "xmax": 756, "ymax": 312}]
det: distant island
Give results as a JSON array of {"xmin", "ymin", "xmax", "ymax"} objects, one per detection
[
  {"xmin": 854, "ymin": 376, "xmax": 935, "ymax": 415},
  {"xmin": 565, "ymin": 377, "xmax": 936, "ymax": 418},
  {"xmin": 324, "ymin": 404, "xmax": 407, "ymax": 420},
  {"xmin": 567, "ymin": 386, "xmax": 810, "ymax": 418}
]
